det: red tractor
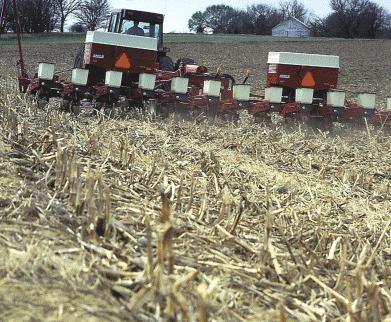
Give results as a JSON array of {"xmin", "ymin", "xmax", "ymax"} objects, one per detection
[
  {"xmin": 2, "ymin": 3, "xmax": 390, "ymax": 127},
  {"xmin": 23, "ymin": 8, "xmax": 238, "ymax": 114},
  {"xmin": 74, "ymin": 9, "xmax": 177, "ymax": 83}
]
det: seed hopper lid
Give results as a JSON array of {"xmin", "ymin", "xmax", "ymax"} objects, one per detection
[{"xmin": 268, "ymin": 52, "xmax": 340, "ymax": 69}]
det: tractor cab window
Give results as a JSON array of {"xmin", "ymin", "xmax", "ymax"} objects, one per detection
[
  {"xmin": 108, "ymin": 13, "xmax": 120, "ymax": 32},
  {"xmin": 121, "ymin": 20, "xmax": 161, "ymax": 40}
]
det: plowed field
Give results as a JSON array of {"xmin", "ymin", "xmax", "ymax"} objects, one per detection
[{"xmin": 0, "ymin": 36, "xmax": 390, "ymax": 321}]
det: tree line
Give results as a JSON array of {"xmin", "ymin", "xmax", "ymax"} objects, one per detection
[
  {"xmin": 0, "ymin": 0, "xmax": 110, "ymax": 33},
  {"xmin": 188, "ymin": 0, "xmax": 391, "ymax": 39}
]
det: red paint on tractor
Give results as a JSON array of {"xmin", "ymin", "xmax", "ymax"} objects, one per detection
[
  {"xmin": 3, "ymin": 5, "xmax": 391, "ymax": 129},
  {"xmin": 85, "ymin": 43, "xmax": 156, "ymax": 73},
  {"xmin": 267, "ymin": 64, "xmax": 339, "ymax": 91},
  {"xmin": 115, "ymin": 53, "xmax": 132, "ymax": 70}
]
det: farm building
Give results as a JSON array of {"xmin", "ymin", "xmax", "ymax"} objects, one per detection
[{"xmin": 272, "ymin": 17, "xmax": 310, "ymax": 38}]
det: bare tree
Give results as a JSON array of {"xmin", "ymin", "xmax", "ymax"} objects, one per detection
[
  {"xmin": 0, "ymin": 0, "xmax": 7, "ymax": 33},
  {"xmin": 247, "ymin": 4, "xmax": 284, "ymax": 35},
  {"xmin": 188, "ymin": 5, "xmax": 238, "ymax": 34},
  {"xmin": 279, "ymin": 0, "xmax": 308, "ymax": 21},
  {"xmin": 16, "ymin": 0, "xmax": 57, "ymax": 33},
  {"xmin": 330, "ymin": 0, "xmax": 369, "ymax": 37},
  {"xmin": 308, "ymin": 14, "xmax": 330, "ymax": 37},
  {"xmin": 384, "ymin": 14, "xmax": 391, "ymax": 38},
  {"xmin": 53, "ymin": 0, "xmax": 80, "ymax": 32},
  {"xmin": 186, "ymin": 0, "xmax": 389, "ymax": 38},
  {"xmin": 75, "ymin": 0, "xmax": 110, "ymax": 31},
  {"xmin": 70, "ymin": 22, "xmax": 86, "ymax": 32},
  {"xmin": 310, "ymin": 0, "xmax": 390, "ymax": 38},
  {"xmin": 358, "ymin": 2, "xmax": 387, "ymax": 38},
  {"xmin": 226, "ymin": 10, "xmax": 254, "ymax": 34},
  {"xmin": 201, "ymin": 5, "xmax": 237, "ymax": 34},
  {"xmin": 188, "ymin": 11, "xmax": 207, "ymax": 33}
]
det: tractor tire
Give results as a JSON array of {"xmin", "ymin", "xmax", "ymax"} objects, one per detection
[
  {"xmin": 74, "ymin": 45, "xmax": 85, "ymax": 68},
  {"xmin": 158, "ymin": 56, "xmax": 174, "ymax": 72},
  {"xmin": 175, "ymin": 57, "xmax": 196, "ymax": 70}
]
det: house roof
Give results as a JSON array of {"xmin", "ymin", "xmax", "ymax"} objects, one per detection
[{"xmin": 272, "ymin": 17, "xmax": 310, "ymax": 31}]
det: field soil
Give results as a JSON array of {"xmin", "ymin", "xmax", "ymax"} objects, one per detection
[
  {"xmin": 0, "ymin": 37, "xmax": 391, "ymax": 321},
  {"xmin": 1, "ymin": 38, "xmax": 391, "ymax": 104}
]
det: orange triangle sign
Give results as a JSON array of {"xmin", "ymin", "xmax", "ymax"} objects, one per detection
[
  {"xmin": 115, "ymin": 53, "xmax": 132, "ymax": 69},
  {"xmin": 301, "ymin": 72, "xmax": 315, "ymax": 87}
]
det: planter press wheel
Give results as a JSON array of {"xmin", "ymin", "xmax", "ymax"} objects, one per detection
[
  {"xmin": 309, "ymin": 116, "xmax": 333, "ymax": 131},
  {"xmin": 36, "ymin": 89, "xmax": 48, "ymax": 109},
  {"xmin": 144, "ymin": 99, "xmax": 157, "ymax": 119},
  {"xmin": 60, "ymin": 99, "xmax": 80, "ymax": 115},
  {"xmin": 254, "ymin": 113, "xmax": 272, "ymax": 124},
  {"xmin": 284, "ymin": 113, "xmax": 302, "ymax": 128},
  {"xmin": 93, "ymin": 101, "xmax": 114, "ymax": 118}
]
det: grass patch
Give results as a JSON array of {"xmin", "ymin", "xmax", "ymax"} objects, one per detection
[
  {"xmin": 164, "ymin": 33, "xmax": 346, "ymax": 43},
  {"xmin": 0, "ymin": 32, "xmax": 353, "ymax": 46},
  {"xmin": 0, "ymin": 32, "xmax": 86, "ymax": 45}
]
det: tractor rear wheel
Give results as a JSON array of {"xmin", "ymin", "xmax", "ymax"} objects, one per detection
[
  {"xmin": 74, "ymin": 45, "xmax": 85, "ymax": 68},
  {"xmin": 158, "ymin": 56, "xmax": 174, "ymax": 72}
]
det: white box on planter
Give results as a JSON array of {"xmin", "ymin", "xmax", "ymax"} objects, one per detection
[
  {"xmin": 233, "ymin": 84, "xmax": 251, "ymax": 101},
  {"xmin": 387, "ymin": 97, "xmax": 391, "ymax": 111},
  {"xmin": 171, "ymin": 77, "xmax": 189, "ymax": 94},
  {"xmin": 38, "ymin": 63, "xmax": 55, "ymax": 80},
  {"xmin": 72, "ymin": 68, "xmax": 89, "ymax": 86},
  {"xmin": 203, "ymin": 80, "xmax": 221, "ymax": 97},
  {"xmin": 295, "ymin": 88, "xmax": 314, "ymax": 104},
  {"xmin": 105, "ymin": 71, "xmax": 123, "ymax": 88},
  {"xmin": 357, "ymin": 92, "xmax": 376, "ymax": 109},
  {"xmin": 139, "ymin": 73, "xmax": 156, "ymax": 90},
  {"xmin": 265, "ymin": 87, "xmax": 283, "ymax": 103},
  {"xmin": 327, "ymin": 90, "xmax": 346, "ymax": 107}
]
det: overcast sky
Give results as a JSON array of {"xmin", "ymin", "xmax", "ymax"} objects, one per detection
[{"xmin": 111, "ymin": 0, "xmax": 391, "ymax": 32}]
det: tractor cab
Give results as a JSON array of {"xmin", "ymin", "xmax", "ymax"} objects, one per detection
[
  {"xmin": 106, "ymin": 9, "xmax": 165, "ymax": 51},
  {"xmin": 76, "ymin": 8, "xmax": 174, "ymax": 85}
]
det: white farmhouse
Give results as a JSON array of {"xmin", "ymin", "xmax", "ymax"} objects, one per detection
[{"xmin": 272, "ymin": 17, "xmax": 310, "ymax": 38}]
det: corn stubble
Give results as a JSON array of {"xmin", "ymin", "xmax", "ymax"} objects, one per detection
[{"xmin": 0, "ymin": 79, "xmax": 391, "ymax": 321}]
